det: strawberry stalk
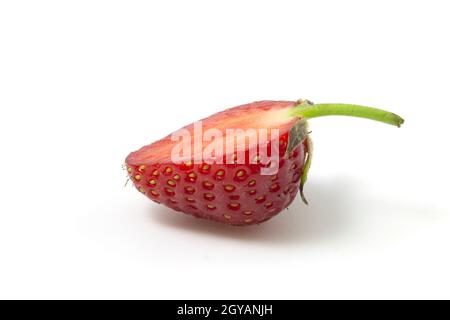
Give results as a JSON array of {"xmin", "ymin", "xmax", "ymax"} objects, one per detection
[
  {"xmin": 290, "ymin": 101, "xmax": 404, "ymax": 204},
  {"xmin": 290, "ymin": 102, "xmax": 405, "ymax": 127}
]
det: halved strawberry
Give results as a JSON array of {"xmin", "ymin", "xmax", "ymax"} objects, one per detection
[{"xmin": 125, "ymin": 99, "xmax": 403, "ymax": 226}]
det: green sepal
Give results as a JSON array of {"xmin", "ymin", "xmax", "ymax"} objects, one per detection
[
  {"xmin": 300, "ymin": 135, "xmax": 313, "ymax": 205},
  {"xmin": 287, "ymin": 119, "xmax": 308, "ymax": 155}
]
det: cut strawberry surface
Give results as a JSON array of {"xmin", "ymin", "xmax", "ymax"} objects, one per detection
[
  {"xmin": 126, "ymin": 101, "xmax": 297, "ymax": 165},
  {"xmin": 125, "ymin": 99, "xmax": 404, "ymax": 226}
]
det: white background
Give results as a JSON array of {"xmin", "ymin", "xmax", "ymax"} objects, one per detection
[{"xmin": 0, "ymin": 0, "xmax": 449, "ymax": 300}]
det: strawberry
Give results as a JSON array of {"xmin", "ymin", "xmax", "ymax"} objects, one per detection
[{"xmin": 125, "ymin": 100, "xmax": 403, "ymax": 226}]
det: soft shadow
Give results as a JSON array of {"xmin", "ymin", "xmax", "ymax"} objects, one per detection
[{"xmin": 149, "ymin": 176, "xmax": 357, "ymax": 244}]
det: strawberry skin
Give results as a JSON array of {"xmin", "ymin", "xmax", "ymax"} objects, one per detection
[{"xmin": 126, "ymin": 101, "xmax": 309, "ymax": 225}]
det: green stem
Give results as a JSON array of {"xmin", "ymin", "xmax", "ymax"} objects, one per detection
[{"xmin": 290, "ymin": 103, "xmax": 404, "ymax": 127}]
